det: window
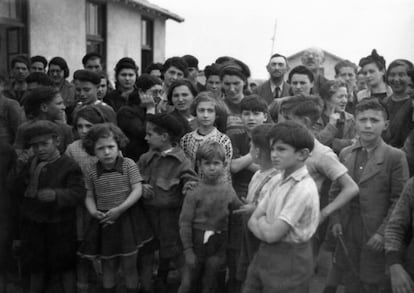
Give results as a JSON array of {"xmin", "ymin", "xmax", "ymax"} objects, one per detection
[
  {"xmin": 0, "ymin": 0, "xmax": 28, "ymax": 74},
  {"xmin": 141, "ymin": 18, "xmax": 154, "ymax": 72},
  {"xmin": 86, "ymin": 1, "xmax": 106, "ymax": 58}
]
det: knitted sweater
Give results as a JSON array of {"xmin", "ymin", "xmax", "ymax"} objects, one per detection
[
  {"xmin": 179, "ymin": 180, "xmax": 242, "ymax": 250},
  {"xmin": 180, "ymin": 127, "xmax": 233, "ymax": 181}
]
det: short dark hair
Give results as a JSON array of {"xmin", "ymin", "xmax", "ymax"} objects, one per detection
[
  {"xmin": 167, "ymin": 79, "xmax": 197, "ymax": 105},
  {"xmin": 114, "ymin": 57, "xmax": 139, "ymax": 78},
  {"xmin": 82, "ymin": 52, "xmax": 103, "ymax": 66},
  {"xmin": 288, "ymin": 65, "xmax": 314, "ymax": 83},
  {"xmin": 26, "ymin": 72, "xmax": 54, "ymax": 86},
  {"xmin": 269, "ymin": 53, "xmax": 288, "ymax": 65},
  {"xmin": 163, "ymin": 57, "xmax": 188, "ymax": 77},
  {"xmin": 280, "ymin": 95, "xmax": 323, "ymax": 126},
  {"xmin": 334, "ymin": 60, "xmax": 357, "ymax": 76},
  {"xmin": 23, "ymin": 87, "xmax": 60, "ymax": 118},
  {"xmin": 48, "ymin": 56, "xmax": 70, "ymax": 78},
  {"xmin": 251, "ymin": 123, "xmax": 274, "ymax": 154},
  {"xmin": 144, "ymin": 62, "xmax": 164, "ymax": 79},
  {"xmin": 74, "ymin": 105, "xmax": 108, "ymax": 125},
  {"xmin": 146, "ymin": 113, "xmax": 182, "ymax": 144},
  {"xmin": 11, "ymin": 55, "xmax": 30, "ymax": 69},
  {"xmin": 136, "ymin": 73, "xmax": 162, "ymax": 92},
  {"xmin": 359, "ymin": 49, "xmax": 386, "ymax": 71},
  {"xmin": 204, "ymin": 63, "xmax": 221, "ymax": 79},
  {"xmin": 73, "ymin": 69, "xmax": 101, "ymax": 84},
  {"xmin": 354, "ymin": 98, "xmax": 388, "ymax": 120},
  {"xmin": 30, "ymin": 55, "xmax": 48, "ymax": 68},
  {"xmin": 145, "ymin": 62, "xmax": 163, "ymax": 73},
  {"xmin": 82, "ymin": 123, "xmax": 129, "ymax": 156},
  {"xmin": 240, "ymin": 94, "xmax": 268, "ymax": 113},
  {"xmin": 182, "ymin": 55, "xmax": 199, "ymax": 69},
  {"xmin": 267, "ymin": 121, "xmax": 314, "ymax": 152},
  {"xmin": 196, "ymin": 140, "xmax": 226, "ymax": 163}
]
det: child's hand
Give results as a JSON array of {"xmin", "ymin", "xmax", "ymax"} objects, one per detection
[
  {"xmin": 101, "ymin": 207, "xmax": 123, "ymax": 224},
  {"xmin": 92, "ymin": 210, "xmax": 105, "ymax": 220},
  {"xmin": 142, "ymin": 184, "xmax": 154, "ymax": 199},
  {"xmin": 37, "ymin": 189, "xmax": 56, "ymax": 202},
  {"xmin": 331, "ymin": 223, "xmax": 343, "ymax": 237},
  {"xmin": 390, "ymin": 264, "xmax": 414, "ymax": 293},
  {"xmin": 366, "ymin": 233, "xmax": 384, "ymax": 252},
  {"xmin": 183, "ymin": 181, "xmax": 197, "ymax": 195},
  {"xmin": 233, "ymin": 203, "xmax": 256, "ymax": 214},
  {"xmin": 184, "ymin": 249, "xmax": 197, "ymax": 267}
]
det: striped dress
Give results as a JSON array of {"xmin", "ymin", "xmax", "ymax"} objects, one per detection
[{"xmin": 79, "ymin": 157, "xmax": 152, "ymax": 259}]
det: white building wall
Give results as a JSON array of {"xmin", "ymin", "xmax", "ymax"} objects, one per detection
[
  {"xmin": 106, "ymin": 2, "xmax": 141, "ymax": 78},
  {"xmin": 28, "ymin": 0, "xmax": 86, "ymax": 75},
  {"xmin": 153, "ymin": 17, "xmax": 166, "ymax": 63}
]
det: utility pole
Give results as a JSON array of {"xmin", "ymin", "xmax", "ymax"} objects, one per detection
[{"xmin": 270, "ymin": 19, "xmax": 278, "ymax": 55}]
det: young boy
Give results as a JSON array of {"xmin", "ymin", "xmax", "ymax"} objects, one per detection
[
  {"xmin": 178, "ymin": 141, "xmax": 242, "ymax": 293},
  {"xmin": 329, "ymin": 99, "xmax": 409, "ymax": 292},
  {"xmin": 279, "ymin": 95, "xmax": 358, "ymax": 246},
  {"xmin": 230, "ymin": 95, "xmax": 268, "ymax": 199},
  {"xmin": 138, "ymin": 113, "xmax": 198, "ymax": 293},
  {"xmin": 10, "ymin": 120, "xmax": 85, "ymax": 293},
  {"xmin": 244, "ymin": 121, "xmax": 320, "ymax": 293},
  {"xmin": 236, "ymin": 124, "xmax": 279, "ymax": 282},
  {"xmin": 70, "ymin": 69, "xmax": 116, "ymax": 124},
  {"xmin": 228, "ymin": 94, "xmax": 268, "ymax": 292}
]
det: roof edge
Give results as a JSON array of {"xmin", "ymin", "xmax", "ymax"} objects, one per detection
[{"xmin": 110, "ymin": 0, "xmax": 184, "ymax": 23}]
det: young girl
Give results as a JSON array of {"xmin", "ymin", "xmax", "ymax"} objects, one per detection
[
  {"xmin": 65, "ymin": 106, "xmax": 108, "ymax": 293},
  {"xmin": 79, "ymin": 123, "xmax": 152, "ymax": 293},
  {"xmin": 180, "ymin": 92, "xmax": 233, "ymax": 181}
]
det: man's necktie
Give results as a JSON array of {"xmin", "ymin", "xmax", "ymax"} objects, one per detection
[{"xmin": 274, "ymin": 87, "xmax": 280, "ymax": 99}]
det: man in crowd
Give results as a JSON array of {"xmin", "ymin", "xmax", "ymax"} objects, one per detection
[{"xmin": 253, "ymin": 53, "xmax": 290, "ymax": 104}]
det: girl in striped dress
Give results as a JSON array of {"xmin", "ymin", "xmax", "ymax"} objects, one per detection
[{"xmin": 78, "ymin": 123, "xmax": 152, "ymax": 293}]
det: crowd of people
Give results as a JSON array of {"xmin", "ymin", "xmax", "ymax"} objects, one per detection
[{"xmin": 0, "ymin": 47, "xmax": 414, "ymax": 293}]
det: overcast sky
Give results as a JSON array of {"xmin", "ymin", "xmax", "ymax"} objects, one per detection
[{"xmin": 151, "ymin": 0, "xmax": 414, "ymax": 79}]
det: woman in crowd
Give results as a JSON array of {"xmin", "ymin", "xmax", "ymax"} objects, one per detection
[
  {"xmin": 117, "ymin": 74, "xmax": 163, "ymax": 161},
  {"xmin": 167, "ymin": 79, "xmax": 198, "ymax": 137},
  {"xmin": 317, "ymin": 80, "xmax": 356, "ymax": 153},
  {"xmin": 104, "ymin": 57, "xmax": 139, "ymax": 112}
]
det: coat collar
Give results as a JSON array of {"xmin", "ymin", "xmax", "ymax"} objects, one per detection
[{"xmin": 145, "ymin": 146, "xmax": 186, "ymax": 162}]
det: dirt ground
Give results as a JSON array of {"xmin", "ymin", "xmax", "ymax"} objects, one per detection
[{"xmin": 4, "ymin": 248, "xmax": 344, "ymax": 293}]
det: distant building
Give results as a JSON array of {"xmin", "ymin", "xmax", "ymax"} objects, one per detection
[
  {"xmin": 0, "ymin": 0, "xmax": 183, "ymax": 78},
  {"xmin": 287, "ymin": 49, "xmax": 344, "ymax": 80}
]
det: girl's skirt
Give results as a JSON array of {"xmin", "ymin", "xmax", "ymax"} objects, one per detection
[{"xmin": 79, "ymin": 202, "xmax": 152, "ymax": 260}]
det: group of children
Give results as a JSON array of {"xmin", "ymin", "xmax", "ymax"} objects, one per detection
[{"xmin": 1, "ymin": 50, "xmax": 414, "ymax": 293}]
